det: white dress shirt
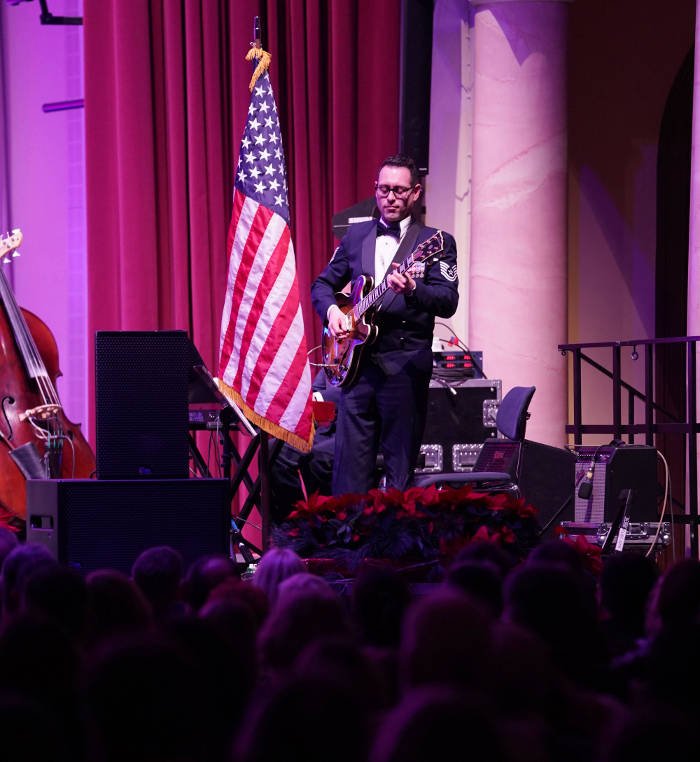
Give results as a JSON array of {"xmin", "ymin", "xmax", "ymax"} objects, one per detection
[{"xmin": 375, "ymin": 216, "xmax": 411, "ymax": 284}]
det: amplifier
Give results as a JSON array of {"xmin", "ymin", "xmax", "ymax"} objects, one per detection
[
  {"xmin": 432, "ymin": 350, "xmax": 484, "ymax": 377},
  {"xmin": 574, "ymin": 445, "xmax": 658, "ymax": 523},
  {"xmin": 417, "ymin": 379, "xmax": 501, "ymax": 474},
  {"xmin": 188, "ymin": 404, "xmax": 225, "ymax": 430},
  {"xmin": 560, "ymin": 521, "xmax": 671, "ymax": 552}
]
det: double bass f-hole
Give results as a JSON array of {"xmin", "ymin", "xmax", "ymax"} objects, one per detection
[{"xmin": 1, "ymin": 395, "xmax": 15, "ymax": 442}]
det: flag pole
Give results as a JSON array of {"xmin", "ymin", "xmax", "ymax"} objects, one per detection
[{"xmin": 251, "ymin": 14, "xmax": 271, "ymax": 552}]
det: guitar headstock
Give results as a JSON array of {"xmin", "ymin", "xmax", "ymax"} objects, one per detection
[
  {"xmin": 0, "ymin": 228, "xmax": 23, "ymax": 264},
  {"xmin": 412, "ymin": 230, "xmax": 445, "ymax": 263}
]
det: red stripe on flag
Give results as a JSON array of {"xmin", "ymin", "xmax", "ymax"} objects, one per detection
[
  {"xmin": 243, "ymin": 256, "xmax": 302, "ymax": 409},
  {"xmin": 219, "ymin": 197, "xmax": 271, "ymax": 375},
  {"xmin": 265, "ymin": 327, "xmax": 314, "ymax": 438},
  {"xmin": 232, "ymin": 224, "xmax": 292, "ymax": 395}
]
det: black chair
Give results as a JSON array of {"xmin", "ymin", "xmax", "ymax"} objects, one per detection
[{"xmin": 414, "ymin": 385, "xmax": 536, "ymax": 493}]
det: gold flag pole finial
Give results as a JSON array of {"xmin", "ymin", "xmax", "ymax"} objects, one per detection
[{"xmin": 246, "ymin": 16, "xmax": 271, "ymax": 91}]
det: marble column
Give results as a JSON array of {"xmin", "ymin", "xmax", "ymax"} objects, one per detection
[
  {"xmin": 469, "ymin": 0, "xmax": 570, "ymax": 446},
  {"xmin": 691, "ymin": 0, "xmax": 700, "ymax": 339},
  {"xmin": 686, "ymin": 0, "xmax": 700, "ymax": 552}
]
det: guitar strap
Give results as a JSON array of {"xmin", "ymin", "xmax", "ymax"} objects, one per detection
[{"xmin": 360, "ymin": 226, "xmax": 377, "ymax": 282}]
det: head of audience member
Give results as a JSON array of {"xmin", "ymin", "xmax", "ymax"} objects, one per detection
[
  {"xmin": 370, "ymin": 685, "xmax": 506, "ymax": 762},
  {"xmin": 645, "ymin": 558, "xmax": 700, "ymax": 637},
  {"xmin": 205, "ymin": 575, "xmax": 269, "ymax": 629},
  {"xmin": 83, "ymin": 632, "xmax": 212, "ymax": 762},
  {"xmin": 234, "ymin": 673, "xmax": 371, "ymax": 762},
  {"xmin": 351, "ymin": 562, "xmax": 411, "ymax": 648},
  {"xmin": 1, "ymin": 542, "xmax": 55, "ymax": 618},
  {"xmin": 21, "ymin": 562, "xmax": 87, "ymax": 643},
  {"xmin": 453, "ymin": 539, "xmax": 515, "ymax": 577},
  {"xmin": 0, "ymin": 612, "xmax": 81, "ymax": 750},
  {"xmin": 294, "ymin": 636, "xmax": 391, "ymax": 717},
  {"xmin": 527, "ymin": 538, "xmax": 589, "ymax": 577},
  {"xmin": 489, "ymin": 620, "xmax": 563, "ymax": 721},
  {"xmin": 165, "ymin": 614, "xmax": 254, "ymax": 750},
  {"xmin": 83, "ymin": 569, "xmax": 153, "ymax": 648},
  {"xmin": 399, "ymin": 588, "xmax": 492, "ymax": 694},
  {"xmin": 182, "ymin": 553, "xmax": 239, "ymax": 612},
  {"xmin": 131, "ymin": 545, "xmax": 184, "ymax": 620},
  {"xmin": 644, "ymin": 619, "xmax": 700, "ymax": 714},
  {"xmin": 0, "ymin": 527, "xmax": 19, "ymax": 569},
  {"xmin": 445, "ymin": 559, "xmax": 503, "ymax": 619},
  {"xmin": 599, "ymin": 552, "xmax": 658, "ymax": 652},
  {"xmin": 258, "ymin": 586, "xmax": 351, "ymax": 676},
  {"xmin": 276, "ymin": 571, "xmax": 336, "ymax": 604},
  {"xmin": 503, "ymin": 560, "xmax": 601, "ymax": 687},
  {"xmin": 251, "ymin": 546, "xmax": 305, "ymax": 608}
]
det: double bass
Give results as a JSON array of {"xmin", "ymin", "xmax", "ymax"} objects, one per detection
[{"xmin": 0, "ymin": 229, "xmax": 95, "ymax": 529}]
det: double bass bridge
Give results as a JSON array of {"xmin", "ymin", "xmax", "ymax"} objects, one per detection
[{"xmin": 19, "ymin": 403, "xmax": 61, "ymax": 423}]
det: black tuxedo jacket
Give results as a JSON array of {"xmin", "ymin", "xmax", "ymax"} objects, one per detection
[{"xmin": 311, "ymin": 219, "xmax": 459, "ymax": 375}]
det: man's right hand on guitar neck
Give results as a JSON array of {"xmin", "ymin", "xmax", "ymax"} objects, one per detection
[{"xmin": 327, "ymin": 304, "xmax": 350, "ymax": 338}]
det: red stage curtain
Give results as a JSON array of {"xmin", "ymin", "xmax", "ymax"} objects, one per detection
[{"xmin": 84, "ymin": 0, "xmax": 400, "ymax": 442}]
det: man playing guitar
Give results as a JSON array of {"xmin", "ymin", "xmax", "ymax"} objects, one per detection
[{"xmin": 311, "ymin": 154, "xmax": 459, "ymax": 495}]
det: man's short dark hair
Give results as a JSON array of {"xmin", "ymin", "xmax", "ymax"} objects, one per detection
[{"xmin": 378, "ymin": 154, "xmax": 419, "ymax": 187}]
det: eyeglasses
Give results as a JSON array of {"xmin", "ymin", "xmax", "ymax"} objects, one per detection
[{"xmin": 375, "ymin": 183, "xmax": 415, "ymax": 198}]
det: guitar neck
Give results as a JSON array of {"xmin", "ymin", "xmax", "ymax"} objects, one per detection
[{"xmin": 353, "ymin": 254, "xmax": 417, "ymax": 320}]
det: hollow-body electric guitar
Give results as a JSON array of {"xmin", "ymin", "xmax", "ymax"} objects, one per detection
[{"xmin": 321, "ymin": 230, "xmax": 445, "ymax": 387}]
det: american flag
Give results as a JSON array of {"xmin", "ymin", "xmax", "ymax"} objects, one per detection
[{"xmin": 217, "ymin": 48, "xmax": 314, "ymax": 453}]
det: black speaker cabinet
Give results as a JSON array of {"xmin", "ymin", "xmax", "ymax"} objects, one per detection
[
  {"xmin": 95, "ymin": 330, "xmax": 190, "ymax": 479},
  {"xmin": 574, "ymin": 445, "xmax": 658, "ymax": 524},
  {"xmin": 518, "ymin": 440, "xmax": 577, "ymax": 539},
  {"xmin": 26, "ymin": 479, "xmax": 230, "ymax": 574}
]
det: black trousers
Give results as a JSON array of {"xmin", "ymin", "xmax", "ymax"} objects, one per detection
[{"xmin": 332, "ymin": 359, "xmax": 430, "ymax": 495}]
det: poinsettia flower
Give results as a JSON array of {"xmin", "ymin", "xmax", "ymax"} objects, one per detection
[
  {"xmin": 562, "ymin": 534, "xmax": 603, "ymax": 576},
  {"xmin": 292, "ymin": 490, "xmax": 333, "ymax": 515},
  {"xmin": 499, "ymin": 526, "xmax": 516, "ymax": 544},
  {"xmin": 514, "ymin": 499, "xmax": 538, "ymax": 519}
]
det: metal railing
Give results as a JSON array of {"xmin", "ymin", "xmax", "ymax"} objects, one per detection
[{"xmin": 558, "ymin": 336, "xmax": 700, "ymax": 554}]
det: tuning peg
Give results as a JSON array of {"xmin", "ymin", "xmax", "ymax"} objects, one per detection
[
  {"xmin": 2, "ymin": 257, "xmax": 10, "ymax": 265},
  {"xmin": 12, "ymin": 250, "xmax": 20, "ymax": 258}
]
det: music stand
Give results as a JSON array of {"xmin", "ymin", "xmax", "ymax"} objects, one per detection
[{"xmin": 187, "ymin": 354, "xmax": 274, "ymax": 558}]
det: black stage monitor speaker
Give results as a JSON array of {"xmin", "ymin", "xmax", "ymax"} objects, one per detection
[
  {"xmin": 95, "ymin": 330, "xmax": 190, "ymax": 479},
  {"xmin": 400, "ymin": 0, "xmax": 434, "ymax": 174},
  {"xmin": 469, "ymin": 439, "xmax": 576, "ymax": 539},
  {"xmin": 517, "ymin": 440, "xmax": 577, "ymax": 539},
  {"xmin": 26, "ymin": 478, "xmax": 230, "ymax": 574},
  {"xmin": 574, "ymin": 445, "xmax": 658, "ymax": 524}
]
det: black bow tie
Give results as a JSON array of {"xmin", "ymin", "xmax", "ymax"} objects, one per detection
[{"xmin": 377, "ymin": 220, "xmax": 401, "ymax": 240}]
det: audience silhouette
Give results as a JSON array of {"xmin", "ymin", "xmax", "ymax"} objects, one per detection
[{"xmin": 0, "ymin": 534, "xmax": 695, "ymax": 762}]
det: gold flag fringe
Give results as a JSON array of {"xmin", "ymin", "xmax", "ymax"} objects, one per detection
[
  {"xmin": 215, "ymin": 377, "xmax": 314, "ymax": 454},
  {"xmin": 245, "ymin": 46, "xmax": 272, "ymax": 92}
]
